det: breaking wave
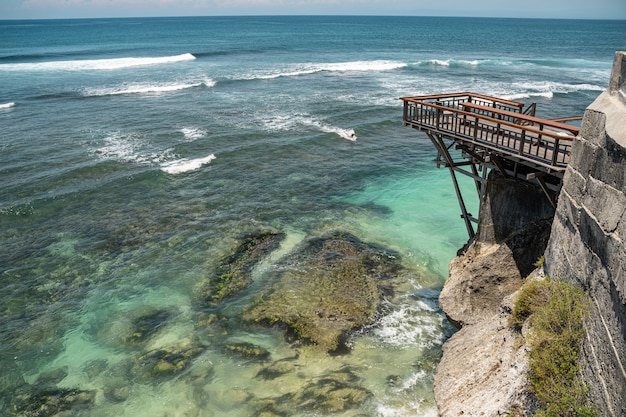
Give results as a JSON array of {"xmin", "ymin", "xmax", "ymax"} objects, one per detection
[
  {"xmin": 497, "ymin": 81, "xmax": 605, "ymax": 100},
  {"xmin": 262, "ymin": 113, "xmax": 357, "ymax": 140},
  {"xmin": 83, "ymin": 79, "xmax": 213, "ymax": 97},
  {"xmin": 161, "ymin": 154, "xmax": 216, "ymax": 174},
  {"xmin": 180, "ymin": 127, "xmax": 208, "ymax": 141},
  {"xmin": 239, "ymin": 60, "xmax": 406, "ymax": 81},
  {"xmin": 0, "ymin": 53, "xmax": 196, "ymax": 71}
]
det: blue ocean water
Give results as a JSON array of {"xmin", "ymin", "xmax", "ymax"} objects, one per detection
[{"xmin": 0, "ymin": 16, "xmax": 624, "ymax": 416}]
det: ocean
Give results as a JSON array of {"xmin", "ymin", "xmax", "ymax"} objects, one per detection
[{"xmin": 1, "ymin": 16, "xmax": 624, "ymax": 417}]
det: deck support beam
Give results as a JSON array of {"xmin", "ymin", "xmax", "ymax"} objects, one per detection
[
  {"xmin": 527, "ymin": 172, "xmax": 557, "ymax": 208},
  {"xmin": 426, "ymin": 132, "xmax": 476, "ymax": 240},
  {"xmin": 402, "ymin": 92, "xmax": 576, "ymax": 240}
]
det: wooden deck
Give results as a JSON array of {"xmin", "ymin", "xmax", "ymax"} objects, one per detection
[
  {"xmin": 400, "ymin": 92, "xmax": 582, "ymax": 239},
  {"xmin": 401, "ymin": 92, "xmax": 579, "ymax": 172}
]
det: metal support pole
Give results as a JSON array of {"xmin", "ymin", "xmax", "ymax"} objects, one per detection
[{"xmin": 426, "ymin": 132, "xmax": 476, "ymax": 240}]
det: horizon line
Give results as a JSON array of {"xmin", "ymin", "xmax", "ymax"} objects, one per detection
[{"xmin": 1, "ymin": 14, "xmax": 626, "ymax": 22}]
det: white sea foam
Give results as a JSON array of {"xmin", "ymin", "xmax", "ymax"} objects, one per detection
[
  {"xmin": 320, "ymin": 60, "xmax": 406, "ymax": 72},
  {"xmin": 394, "ymin": 369, "xmax": 429, "ymax": 392},
  {"xmin": 338, "ymin": 128, "xmax": 357, "ymax": 141},
  {"xmin": 262, "ymin": 114, "xmax": 297, "ymax": 132},
  {"xmin": 244, "ymin": 60, "xmax": 406, "ymax": 80},
  {"xmin": 94, "ymin": 132, "xmax": 142, "ymax": 162},
  {"xmin": 321, "ymin": 125, "xmax": 357, "ymax": 141},
  {"xmin": 161, "ymin": 154, "xmax": 216, "ymax": 174},
  {"xmin": 376, "ymin": 403, "xmax": 437, "ymax": 417},
  {"xmin": 427, "ymin": 59, "xmax": 451, "ymax": 67},
  {"xmin": 0, "ymin": 102, "xmax": 15, "ymax": 109},
  {"xmin": 92, "ymin": 132, "xmax": 174, "ymax": 165},
  {"xmin": 181, "ymin": 127, "xmax": 208, "ymax": 141},
  {"xmin": 262, "ymin": 114, "xmax": 357, "ymax": 141},
  {"xmin": 83, "ymin": 80, "xmax": 211, "ymax": 97},
  {"xmin": 498, "ymin": 81, "xmax": 604, "ymax": 101},
  {"xmin": 419, "ymin": 58, "xmax": 492, "ymax": 68},
  {"xmin": 0, "ymin": 53, "xmax": 196, "ymax": 72},
  {"xmin": 302, "ymin": 117, "xmax": 358, "ymax": 141},
  {"xmin": 372, "ymin": 298, "xmax": 444, "ymax": 348},
  {"xmin": 502, "ymin": 91, "xmax": 554, "ymax": 100}
]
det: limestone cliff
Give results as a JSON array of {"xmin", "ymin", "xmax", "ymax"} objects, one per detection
[
  {"xmin": 435, "ymin": 172, "xmax": 553, "ymax": 416},
  {"xmin": 435, "ymin": 52, "xmax": 626, "ymax": 416}
]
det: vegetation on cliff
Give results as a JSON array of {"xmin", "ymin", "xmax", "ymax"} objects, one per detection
[{"xmin": 512, "ymin": 278, "xmax": 598, "ymax": 417}]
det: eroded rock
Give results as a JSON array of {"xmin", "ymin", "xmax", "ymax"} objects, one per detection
[
  {"xmin": 434, "ymin": 289, "xmax": 537, "ymax": 416},
  {"xmin": 201, "ymin": 228, "xmax": 286, "ymax": 306},
  {"xmin": 131, "ymin": 337, "xmax": 204, "ymax": 380},
  {"xmin": 242, "ymin": 231, "xmax": 400, "ymax": 352},
  {"xmin": 7, "ymin": 387, "xmax": 96, "ymax": 417}
]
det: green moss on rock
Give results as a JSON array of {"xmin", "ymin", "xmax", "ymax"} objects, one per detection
[
  {"xmin": 223, "ymin": 342, "xmax": 271, "ymax": 361},
  {"xmin": 512, "ymin": 278, "xmax": 598, "ymax": 416},
  {"xmin": 132, "ymin": 338, "xmax": 204, "ymax": 380},
  {"xmin": 8, "ymin": 387, "xmax": 96, "ymax": 417},
  {"xmin": 202, "ymin": 229, "xmax": 285, "ymax": 306},
  {"xmin": 243, "ymin": 231, "xmax": 401, "ymax": 352}
]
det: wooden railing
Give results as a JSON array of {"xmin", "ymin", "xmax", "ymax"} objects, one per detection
[{"xmin": 401, "ymin": 93, "xmax": 579, "ymax": 170}]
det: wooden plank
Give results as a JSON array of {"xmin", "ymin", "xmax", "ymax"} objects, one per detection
[
  {"xmin": 400, "ymin": 92, "xmax": 525, "ymax": 109},
  {"xmin": 460, "ymin": 102, "xmax": 579, "ymax": 134}
]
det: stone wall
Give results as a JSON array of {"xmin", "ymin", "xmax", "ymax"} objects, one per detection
[{"xmin": 544, "ymin": 51, "xmax": 626, "ymax": 416}]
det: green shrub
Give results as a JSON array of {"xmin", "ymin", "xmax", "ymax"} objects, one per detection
[
  {"xmin": 510, "ymin": 280, "xmax": 552, "ymax": 328},
  {"xmin": 512, "ymin": 279, "xmax": 598, "ymax": 417}
]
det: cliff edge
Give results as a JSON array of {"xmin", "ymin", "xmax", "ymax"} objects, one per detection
[
  {"xmin": 434, "ymin": 171, "xmax": 553, "ymax": 416},
  {"xmin": 434, "ymin": 51, "xmax": 626, "ymax": 416}
]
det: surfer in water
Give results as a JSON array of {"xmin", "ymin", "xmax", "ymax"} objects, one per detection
[{"xmin": 342, "ymin": 129, "xmax": 357, "ymax": 141}]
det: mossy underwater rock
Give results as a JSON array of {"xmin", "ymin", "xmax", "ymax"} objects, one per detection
[
  {"xmin": 131, "ymin": 337, "xmax": 204, "ymax": 380},
  {"xmin": 91, "ymin": 306, "xmax": 175, "ymax": 350},
  {"xmin": 223, "ymin": 341, "xmax": 271, "ymax": 361},
  {"xmin": 254, "ymin": 368, "xmax": 371, "ymax": 415},
  {"xmin": 294, "ymin": 376, "xmax": 371, "ymax": 413},
  {"xmin": 256, "ymin": 357, "xmax": 298, "ymax": 380},
  {"xmin": 243, "ymin": 231, "xmax": 401, "ymax": 352},
  {"xmin": 201, "ymin": 228, "xmax": 286, "ymax": 306},
  {"xmin": 7, "ymin": 387, "xmax": 96, "ymax": 417}
]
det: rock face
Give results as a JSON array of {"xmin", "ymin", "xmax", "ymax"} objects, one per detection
[
  {"xmin": 435, "ymin": 51, "xmax": 626, "ymax": 416},
  {"xmin": 435, "ymin": 290, "xmax": 537, "ymax": 417},
  {"xmin": 434, "ymin": 171, "xmax": 554, "ymax": 416},
  {"xmin": 544, "ymin": 51, "xmax": 626, "ymax": 417},
  {"xmin": 439, "ymin": 171, "xmax": 554, "ymax": 328}
]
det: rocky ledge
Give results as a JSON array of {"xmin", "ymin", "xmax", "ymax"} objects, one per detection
[{"xmin": 434, "ymin": 171, "xmax": 554, "ymax": 416}]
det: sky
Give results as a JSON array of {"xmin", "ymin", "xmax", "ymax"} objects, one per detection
[{"xmin": 1, "ymin": 0, "xmax": 626, "ymax": 20}]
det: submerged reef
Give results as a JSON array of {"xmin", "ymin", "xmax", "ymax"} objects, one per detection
[
  {"xmin": 242, "ymin": 231, "xmax": 401, "ymax": 353},
  {"xmin": 201, "ymin": 228, "xmax": 286, "ymax": 306}
]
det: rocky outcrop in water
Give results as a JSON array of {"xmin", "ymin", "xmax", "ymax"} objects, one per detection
[
  {"xmin": 201, "ymin": 228, "xmax": 286, "ymax": 306},
  {"xmin": 253, "ymin": 367, "xmax": 371, "ymax": 416},
  {"xmin": 7, "ymin": 386, "xmax": 96, "ymax": 417},
  {"xmin": 242, "ymin": 231, "xmax": 401, "ymax": 353},
  {"xmin": 131, "ymin": 337, "xmax": 205, "ymax": 380}
]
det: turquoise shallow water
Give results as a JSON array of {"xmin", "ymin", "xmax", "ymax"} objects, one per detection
[{"xmin": 0, "ymin": 15, "xmax": 624, "ymax": 416}]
